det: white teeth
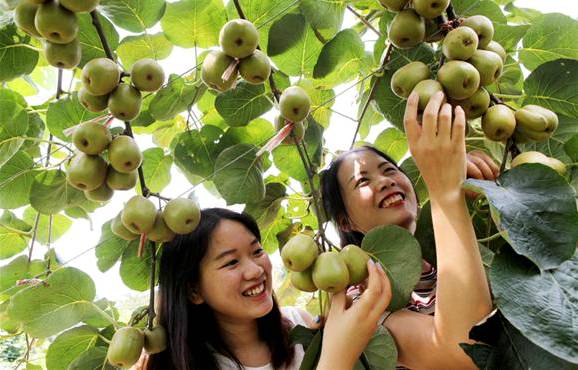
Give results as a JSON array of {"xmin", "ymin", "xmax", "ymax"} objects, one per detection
[
  {"xmin": 243, "ymin": 283, "xmax": 265, "ymax": 297},
  {"xmin": 381, "ymin": 194, "xmax": 403, "ymax": 208}
]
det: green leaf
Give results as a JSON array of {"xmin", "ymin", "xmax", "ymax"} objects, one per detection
[
  {"xmin": 46, "ymin": 92, "xmax": 100, "ymax": 141},
  {"xmin": 29, "ymin": 170, "xmax": 85, "ymax": 215},
  {"xmin": 117, "ymin": 32, "xmax": 173, "ymax": 68},
  {"xmin": 149, "ymin": 75, "xmax": 205, "ymax": 121},
  {"xmin": 95, "ymin": 220, "xmax": 133, "ymax": 272},
  {"xmin": 83, "ymin": 298, "xmax": 119, "ymax": 328},
  {"xmin": 373, "ymin": 128, "xmax": 408, "ymax": 163},
  {"xmin": 0, "ymin": 151, "xmax": 35, "ymax": 209},
  {"xmin": 414, "ymin": 201, "xmax": 436, "ymax": 267},
  {"xmin": 213, "ymin": 144, "xmax": 265, "ymax": 205},
  {"xmin": 299, "ymin": 0, "xmax": 346, "ymax": 40},
  {"xmin": 362, "ymin": 225, "xmax": 422, "ymax": 312},
  {"xmin": 313, "ymin": 29, "xmax": 366, "ymax": 87},
  {"xmin": 22, "ymin": 208, "xmax": 72, "ymax": 245},
  {"xmin": 519, "ymin": 13, "xmax": 578, "ymax": 71},
  {"xmin": 464, "ymin": 164, "xmax": 578, "ymax": 270},
  {"xmin": 268, "ymin": 13, "xmax": 324, "ymax": 77},
  {"xmin": 493, "ymin": 24, "xmax": 529, "ymax": 51},
  {"xmin": 46, "ymin": 325, "xmax": 100, "ymax": 370},
  {"xmin": 220, "ymin": 118, "xmax": 274, "ymax": 149},
  {"xmin": 68, "ymin": 346, "xmax": 115, "ymax": 370},
  {"xmin": 260, "ymin": 209, "xmax": 292, "ymax": 253},
  {"xmin": 161, "ymin": 0, "xmax": 226, "ymax": 48},
  {"xmin": 354, "ymin": 326, "xmax": 398, "ymax": 370},
  {"xmin": 0, "ymin": 24, "xmax": 39, "ymax": 82},
  {"xmin": 0, "ymin": 256, "xmax": 44, "ymax": 301},
  {"xmin": 172, "ymin": 125, "xmax": 224, "ymax": 182},
  {"xmin": 296, "ymin": 80, "xmax": 335, "ymax": 128},
  {"xmin": 523, "ymin": 59, "xmax": 578, "ymax": 118},
  {"xmin": 564, "ymin": 133, "xmax": 578, "ymax": 162},
  {"xmin": 489, "ymin": 247, "xmax": 578, "ymax": 364},
  {"xmin": 139, "ymin": 148, "xmax": 172, "ymax": 193},
  {"xmin": 99, "ymin": 0, "xmax": 166, "ymax": 33},
  {"xmin": 300, "ymin": 330, "xmax": 322, "ymax": 370},
  {"xmin": 77, "ymin": 13, "xmax": 120, "ymax": 68},
  {"xmin": 522, "ymin": 116, "xmax": 578, "ymax": 163},
  {"xmin": 244, "ymin": 182, "xmax": 286, "ymax": 229},
  {"xmin": 215, "ymin": 81, "xmax": 273, "ymax": 127},
  {"xmin": 272, "ymin": 119, "xmax": 323, "ymax": 182},
  {"xmin": 120, "ymin": 241, "xmax": 155, "ymax": 291},
  {"xmin": 450, "ymin": 0, "xmax": 507, "ymax": 23},
  {"xmin": 0, "ymin": 88, "xmax": 28, "ymax": 167},
  {"xmin": 8, "ymin": 267, "xmax": 96, "ymax": 338}
]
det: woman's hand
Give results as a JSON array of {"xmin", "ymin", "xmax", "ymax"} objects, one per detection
[
  {"xmin": 317, "ymin": 260, "xmax": 391, "ymax": 370},
  {"xmin": 404, "ymin": 91, "xmax": 467, "ymax": 203},
  {"xmin": 465, "ymin": 150, "xmax": 500, "ymax": 198}
]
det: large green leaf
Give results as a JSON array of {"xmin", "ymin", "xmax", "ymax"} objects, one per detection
[
  {"xmin": 244, "ymin": 182, "xmax": 286, "ymax": 229},
  {"xmin": 461, "ymin": 310, "xmax": 576, "ymax": 369},
  {"xmin": 0, "ymin": 88, "xmax": 28, "ymax": 167},
  {"xmin": 361, "ymin": 225, "xmax": 422, "ymax": 312},
  {"xmin": 260, "ymin": 208, "xmax": 292, "ymax": 253},
  {"xmin": 221, "ymin": 118, "xmax": 276, "ymax": 148},
  {"xmin": 489, "ymin": 248, "xmax": 578, "ymax": 364},
  {"xmin": 523, "ymin": 59, "xmax": 578, "ymax": 118},
  {"xmin": 68, "ymin": 346, "xmax": 115, "ymax": 370},
  {"xmin": 172, "ymin": 125, "xmax": 224, "ymax": 182},
  {"xmin": 213, "ymin": 144, "xmax": 265, "ymax": 204},
  {"xmin": 215, "ymin": 81, "xmax": 273, "ymax": 127},
  {"xmin": 83, "ymin": 298, "xmax": 119, "ymax": 328},
  {"xmin": 22, "ymin": 208, "xmax": 72, "ymax": 245},
  {"xmin": 0, "ymin": 210, "xmax": 32, "ymax": 260},
  {"xmin": 139, "ymin": 148, "xmax": 172, "ymax": 193},
  {"xmin": 99, "ymin": 0, "xmax": 166, "ymax": 33},
  {"xmin": 120, "ymin": 242, "xmax": 155, "ymax": 291},
  {"xmin": 354, "ymin": 326, "xmax": 398, "ymax": 370},
  {"xmin": 161, "ymin": 0, "xmax": 226, "ymax": 48},
  {"xmin": 268, "ymin": 13, "xmax": 324, "ymax": 77},
  {"xmin": 518, "ymin": 13, "xmax": 578, "ymax": 71},
  {"xmin": 373, "ymin": 128, "xmax": 408, "ymax": 163},
  {"xmin": 117, "ymin": 33, "xmax": 173, "ymax": 68},
  {"xmin": 493, "ymin": 24, "xmax": 529, "ymax": 51},
  {"xmin": 149, "ymin": 75, "xmax": 205, "ymax": 121},
  {"xmin": 0, "ymin": 151, "xmax": 35, "ymax": 209},
  {"xmin": 46, "ymin": 92, "xmax": 100, "ymax": 142},
  {"xmin": 464, "ymin": 165, "xmax": 578, "ymax": 270},
  {"xmin": 7, "ymin": 267, "xmax": 96, "ymax": 338},
  {"xmin": 0, "ymin": 24, "xmax": 38, "ymax": 82},
  {"xmin": 95, "ymin": 220, "xmax": 133, "ymax": 272},
  {"xmin": 0, "ymin": 256, "xmax": 44, "ymax": 301},
  {"xmin": 46, "ymin": 325, "xmax": 100, "ymax": 370},
  {"xmin": 451, "ymin": 0, "xmax": 507, "ymax": 23},
  {"xmin": 313, "ymin": 29, "xmax": 367, "ymax": 88},
  {"xmin": 77, "ymin": 13, "xmax": 120, "ymax": 68},
  {"xmin": 299, "ymin": 0, "xmax": 346, "ymax": 40},
  {"xmin": 296, "ymin": 80, "xmax": 334, "ymax": 128},
  {"xmin": 29, "ymin": 170, "xmax": 85, "ymax": 215},
  {"xmin": 413, "ymin": 201, "xmax": 436, "ymax": 267}
]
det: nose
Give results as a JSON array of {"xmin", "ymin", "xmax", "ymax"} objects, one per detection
[
  {"xmin": 243, "ymin": 259, "xmax": 264, "ymax": 280},
  {"xmin": 373, "ymin": 174, "xmax": 396, "ymax": 193}
]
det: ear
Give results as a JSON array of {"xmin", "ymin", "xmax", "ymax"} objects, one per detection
[{"xmin": 188, "ymin": 285, "xmax": 204, "ymax": 305}]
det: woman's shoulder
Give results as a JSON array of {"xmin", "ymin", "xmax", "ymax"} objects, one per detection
[{"xmin": 280, "ymin": 306, "xmax": 316, "ymax": 328}]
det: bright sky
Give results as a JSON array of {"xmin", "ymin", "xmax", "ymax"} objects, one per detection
[{"xmin": 22, "ymin": 0, "xmax": 578, "ymax": 309}]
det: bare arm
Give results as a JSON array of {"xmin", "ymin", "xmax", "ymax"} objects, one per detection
[{"xmin": 391, "ymin": 92, "xmax": 493, "ymax": 369}]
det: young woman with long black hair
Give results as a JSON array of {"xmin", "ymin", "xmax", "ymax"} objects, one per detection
[
  {"xmin": 133, "ymin": 207, "xmax": 391, "ymax": 370},
  {"xmin": 321, "ymin": 92, "xmax": 495, "ymax": 369}
]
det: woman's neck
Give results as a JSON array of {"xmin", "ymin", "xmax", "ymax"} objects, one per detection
[{"xmin": 216, "ymin": 315, "xmax": 262, "ymax": 351}]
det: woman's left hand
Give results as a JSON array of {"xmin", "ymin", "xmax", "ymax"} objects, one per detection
[{"xmin": 465, "ymin": 150, "xmax": 500, "ymax": 198}]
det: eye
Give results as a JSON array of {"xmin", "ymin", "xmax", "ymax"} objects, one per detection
[
  {"xmin": 223, "ymin": 259, "xmax": 239, "ymax": 268},
  {"xmin": 384, "ymin": 167, "xmax": 396, "ymax": 173},
  {"xmin": 355, "ymin": 177, "xmax": 368, "ymax": 188},
  {"xmin": 253, "ymin": 248, "xmax": 264, "ymax": 256}
]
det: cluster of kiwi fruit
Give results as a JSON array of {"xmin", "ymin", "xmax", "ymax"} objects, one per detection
[
  {"xmin": 13, "ymin": 0, "xmax": 99, "ymax": 69},
  {"xmin": 107, "ymin": 325, "xmax": 166, "ymax": 368},
  {"xmin": 281, "ymin": 234, "xmax": 372, "ymax": 293},
  {"xmin": 201, "ymin": 19, "xmax": 272, "ymax": 92},
  {"xmin": 111, "ymin": 196, "xmax": 201, "ymax": 244},
  {"xmin": 79, "ymin": 57, "xmax": 165, "ymax": 121},
  {"xmin": 67, "ymin": 123, "xmax": 141, "ymax": 202}
]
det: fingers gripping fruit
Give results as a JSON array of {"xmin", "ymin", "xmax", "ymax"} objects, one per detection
[
  {"xmin": 388, "ymin": 9, "xmax": 426, "ymax": 49},
  {"xmin": 108, "ymin": 135, "xmax": 143, "ymax": 174},
  {"xmin": 281, "ymin": 233, "xmax": 319, "ymax": 272},
  {"xmin": 72, "ymin": 121, "xmax": 112, "ymax": 155},
  {"xmin": 514, "ymin": 105, "xmax": 558, "ymax": 142},
  {"xmin": 107, "ymin": 327, "xmax": 145, "ymax": 368},
  {"xmin": 390, "ymin": 61, "xmax": 431, "ymax": 99},
  {"xmin": 279, "ymin": 86, "xmax": 311, "ymax": 123},
  {"xmin": 143, "ymin": 325, "xmax": 168, "ymax": 354},
  {"xmin": 290, "ymin": 268, "xmax": 317, "ymax": 292},
  {"xmin": 121, "ymin": 195, "xmax": 157, "ymax": 234},
  {"xmin": 162, "ymin": 198, "xmax": 201, "ymax": 234},
  {"xmin": 482, "ymin": 105, "xmax": 516, "ymax": 142},
  {"xmin": 219, "ymin": 19, "xmax": 259, "ymax": 59},
  {"xmin": 340, "ymin": 245, "xmax": 370, "ymax": 285},
  {"xmin": 312, "ymin": 251, "xmax": 350, "ymax": 293},
  {"xmin": 510, "ymin": 151, "xmax": 566, "ymax": 176}
]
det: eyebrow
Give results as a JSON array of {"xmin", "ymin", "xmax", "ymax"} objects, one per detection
[
  {"xmin": 347, "ymin": 161, "xmax": 391, "ymax": 184},
  {"xmin": 213, "ymin": 238, "xmax": 260, "ymax": 260}
]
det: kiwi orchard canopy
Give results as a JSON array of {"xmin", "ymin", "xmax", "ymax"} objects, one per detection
[{"xmin": 0, "ymin": 0, "xmax": 577, "ymax": 369}]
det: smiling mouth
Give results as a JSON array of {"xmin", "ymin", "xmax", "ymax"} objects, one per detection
[
  {"xmin": 379, "ymin": 192, "xmax": 405, "ymax": 208},
  {"xmin": 242, "ymin": 281, "xmax": 266, "ymax": 297}
]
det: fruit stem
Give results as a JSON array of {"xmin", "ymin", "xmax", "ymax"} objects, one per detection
[
  {"xmin": 346, "ymin": 5, "xmax": 383, "ymax": 37},
  {"xmin": 90, "ymin": 10, "xmax": 116, "ymax": 61},
  {"xmin": 97, "ymin": 334, "xmax": 111, "ymax": 344},
  {"xmin": 123, "ymin": 121, "xmax": 151, "ymax": 197},
  {"xmin": 476, "ymin": 232, "xmax": 502, "ymax": 243},
  {"xmin": 147, "ymin": 242, "xmax": 157, "ymax": 330},
  {"xmin": 492, "ymin": 93, "xmax": 524, "ymax": 100},
  {"xmin": 89, "ymin": 301, "xmax": 120, "ymax": 330},
  {"xmin": 499, "ymin": 137, "xmax": 513, "ymax": 174},
  {"xmin": 350, "ymin": 42, "xmax": 395, "ymax": 149}
]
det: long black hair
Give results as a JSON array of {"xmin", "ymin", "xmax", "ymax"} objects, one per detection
[
  {"xmin": 147, "ymin": 208, "xmax": 294, "ymax": 370},
  {"xmin": 321, "ymin": 146, "xmax": 412, "ymax": 246}
]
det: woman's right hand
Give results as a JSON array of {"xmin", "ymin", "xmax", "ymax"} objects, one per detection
[{"xmin": 317, "ymin": 260, "xmax": 391, "ymax": 370}]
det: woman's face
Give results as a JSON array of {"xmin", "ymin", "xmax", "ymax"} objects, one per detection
[
  {"xmin": 195, "ymin": 219, "xmax": 273, "ymax": 322},
  {"xmin": 337, "ymin": 150, "xmax": 418, "ymax": 234}
]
